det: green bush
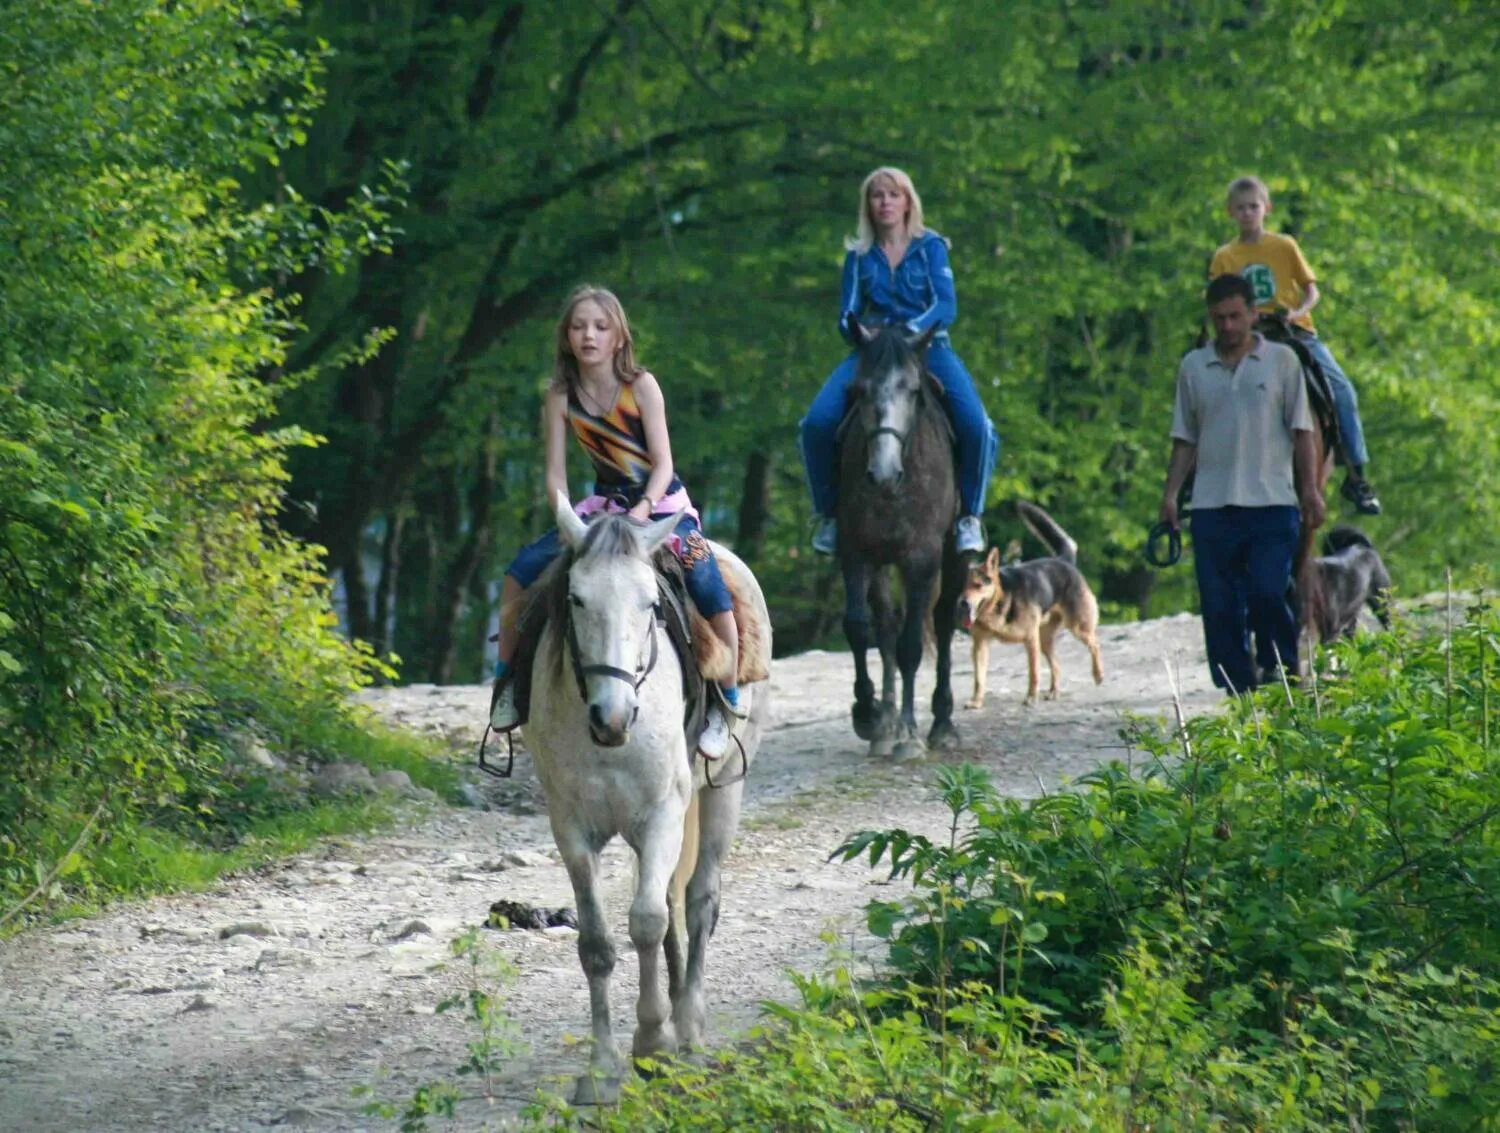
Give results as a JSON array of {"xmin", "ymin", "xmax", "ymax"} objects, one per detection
[
  {"xmin": 503, "ymin": 608, "xmax": 1500, "ymax": 1130},
  {"xmin": 0, "ymin": 2, "xmax": 406, "ymax": 918}
]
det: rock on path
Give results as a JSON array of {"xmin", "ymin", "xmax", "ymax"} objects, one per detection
[{"xmin": 0, "ymin": 614, "xmax": 1218, "ymax": 1131}]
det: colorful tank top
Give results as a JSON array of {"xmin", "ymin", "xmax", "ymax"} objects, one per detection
[{"xmin": 566, "ymin": 380, "xmax": 682, "ymax": 500}]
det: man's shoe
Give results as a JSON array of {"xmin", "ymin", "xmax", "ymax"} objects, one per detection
[
  {"xmin": 697, "ymin": 704, "xmax": 733, "ymax": 760},
  {"xmin": 811, "ymin": 516, "xmax": 838, "ymax": 556},
  {"xmin": 1340, "ymin": 477, "xmax": 1382, "ymax": 516},
  {"xmin": 489, "ymin": 679, "xmax": 519, "ymax": 732},
  {"xmin": 955, "ymin": 515, "xmax": 986, "ymax": 555}
]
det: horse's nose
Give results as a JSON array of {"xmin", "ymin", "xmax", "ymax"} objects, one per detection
[
  {"xmin": 588, "ymin": 701, "xmax": 631, "ymax": 746},
  {"xmin": 867, "ymin": 466, "xmax": 904, "ymax": 487}
]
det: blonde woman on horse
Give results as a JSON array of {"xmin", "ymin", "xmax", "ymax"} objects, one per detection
[
  {"xmin": 799, "ymin": 166, "xmax": 998, "ymax": 556},
  {"xmin": 491, "ymin": 285, "xmax": 743, "ymax": 758}
]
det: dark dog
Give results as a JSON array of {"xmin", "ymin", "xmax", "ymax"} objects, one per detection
[
  {"xmin": 957, "ymin": 502, "xmax": 1104, "ymax": 706},
  {"xmin": 1313, "ymin": 525, "xmax": 1391, "ymax": 642}
]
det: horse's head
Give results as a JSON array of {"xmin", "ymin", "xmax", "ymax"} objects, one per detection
[
  {"xmin": 555, "ymin": 491, "xmax": 677, "ymax": 747},
  {"xmin": 848, "ymin": 318, "xmax": 939, "ymax": 490}
]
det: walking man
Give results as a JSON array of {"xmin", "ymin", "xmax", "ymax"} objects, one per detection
[{"xmin": 1160, "ymin": 273, "xmax": 1326, "ymax": 692}]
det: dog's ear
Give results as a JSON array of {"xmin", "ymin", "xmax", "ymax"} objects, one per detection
[{"xmin": 985, "ymin": 546, "xmax": 1000, "ymax": 572}]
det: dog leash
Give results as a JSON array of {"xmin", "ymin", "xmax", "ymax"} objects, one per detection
[{"xmin": 1145, "ymin": 521, "xmax": 1183, "ymax": 568}]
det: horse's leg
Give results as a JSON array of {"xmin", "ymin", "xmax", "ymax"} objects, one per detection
[
  {"xmin": 842, "ymin": 559, "xmax": 881, "ymax": 743},
  {"xmin": 893, "ymin": 559, "xmax": 938, "ymax": 760},
  {"xmin": 869, "ymin": 569, "xmax": 900, "ymax": 755},
  {"xmin": 927, "ymin": 544, "xmax": 962, "ymax": 751},
  {"xmin": 675, "ymin": 778, "xmax": 743, "ymax": 1051},
  {"xmin": 627, "ymin": 802, "xmax": 687, "ymax": 1064},
  {"xmin": 555, "ymin": 830, "xmax": 624, "ymax": 1105}
]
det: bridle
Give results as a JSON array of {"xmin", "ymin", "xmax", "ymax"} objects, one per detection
[
  {"xmin": 859, "ymin": 376, "xmax": 933, "ymax": 457},
  {"xmin": 564, "ymin": 599, "xmax": 662, "ymax": 713}
]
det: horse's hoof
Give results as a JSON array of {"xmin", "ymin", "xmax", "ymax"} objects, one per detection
[
  {"xmin": 571, "ymin": 1072, "xmax": 622, "ymax": 1107},
  {"xmin": 852, "ymin": 701, "xmax": 878, "ymax": 741},
  {"xmin": 869, "ymin": 737, "xmax": 895, "ymax": 758},
  {"xmin": 964, "ymin": 698, "xmax": 982, "ymax": 710},
  {"xmin": 928, "ymin": 722, "xmax": 960, "ymax": 752},
  {"xmin": 893, "ymin": 738, "xmax": 927, "ymax": 761}
]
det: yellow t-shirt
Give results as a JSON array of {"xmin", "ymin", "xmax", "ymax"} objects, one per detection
[{"xmin": 1209, "ymin": 231, "xmax": 1318, "ymax": 332}]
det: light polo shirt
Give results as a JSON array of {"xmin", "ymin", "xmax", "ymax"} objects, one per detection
[{"xmin": 1171, "ymin": 335, "xmax": 1313, "ymax": 510}]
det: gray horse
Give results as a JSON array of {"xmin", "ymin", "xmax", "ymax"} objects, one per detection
[
  {"xmin": 525, "ymin": 493, "xmax": 770, "ymax": 1104},
  {"xmin": 837, "ymin": 320, "xmax": 965, "ymax": 759}
]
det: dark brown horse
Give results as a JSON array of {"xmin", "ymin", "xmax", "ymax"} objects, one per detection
[
  {"xmin": 836, "ymin": 320, "xmax": 967, "ymax": 758},
  {"xmin": 1257, "ymin": 313, "xmax": 1333, "ymax": 645}
]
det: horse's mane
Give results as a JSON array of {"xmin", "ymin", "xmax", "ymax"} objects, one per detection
[
  {"xmin": 533, "ymin": 514, "xmax": 650, "ymax": 677},
  {"xmin": 855, "ymin": 327, "xmax": 919, "ymax": 384}
]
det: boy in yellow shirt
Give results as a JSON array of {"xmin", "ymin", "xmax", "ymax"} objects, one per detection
[{"xmin": 1210, "ymin": 175, "xmax": 1380, "ymax": 514}]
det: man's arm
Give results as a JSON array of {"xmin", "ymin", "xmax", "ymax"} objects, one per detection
[
  {"xmin": 1160, "ymin": 439, "xmax": 1197, "ymax": 530},
  {"xmin": 1292, "ymin": 429, "xmax": 1326, "ymax": 529}
]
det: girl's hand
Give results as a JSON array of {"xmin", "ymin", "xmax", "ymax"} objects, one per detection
[{"xmin": 627, "ymin": 500, "xmax": 652, "ymax": 522}]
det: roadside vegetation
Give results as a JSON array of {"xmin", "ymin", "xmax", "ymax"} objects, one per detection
[
  {"xmin": 500, "ymin": 600, "xmax": 1498, "ymax": 1130},
  {"xmin": 0, "ymin": 3, "xmax": 429, "ymax": 928}
]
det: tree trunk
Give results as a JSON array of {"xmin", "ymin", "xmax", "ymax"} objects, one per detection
[
  {"xmin": 427, "ymin": 421, "xmax": 499, "ymax": 683},
  {"xmin": 337, "ymin": 534, "xmax": 373, "ymax": 645},
  {"xmin": 736, "ymin": 449, "xmax": 771, "ymax": 563},
  {"xmin": 1101, "ymin": 563, "xmax": 1157, "ymax": 621},
  {"xmin": 371, "ymin": 506, "xmax": 406, "ymax": 666}
]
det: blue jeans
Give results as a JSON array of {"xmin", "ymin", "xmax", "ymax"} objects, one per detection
[
  {"xmin": 1189, "ymin": 506, "xmax": 1301, "ymax": 692},
  {"xmin": 799, "ymin": 342, "xmax": 998, "ymax": 518},
  {"xmin": 506, "ymin": 512, "xmax": 733, "ymax": 617},
  {"xmin": 1294, "ymin": 331, "xmax": 1369, "ymax": 468}
]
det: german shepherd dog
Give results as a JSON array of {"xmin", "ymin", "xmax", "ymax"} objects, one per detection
[
  {"xmin": 1313, "ymin": 525, "xmax": 1392, "ymax": 642},
  {"xmin": 957, "ymin": 502, "xmax": 1104, "ymax": 707}
]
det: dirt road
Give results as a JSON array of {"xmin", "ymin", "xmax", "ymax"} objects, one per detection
[{"xmin": 0, "ymin": 613, "xmax": 1218, "ymax": 1131}]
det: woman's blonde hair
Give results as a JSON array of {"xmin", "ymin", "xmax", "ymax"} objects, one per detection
[
  {"xmin": 845, "ymin": 166, "xmax": 926, "ymax": 253},
  {"xmin": 550, "ymin": 284, "xmax": 642, "ymax": 394}
]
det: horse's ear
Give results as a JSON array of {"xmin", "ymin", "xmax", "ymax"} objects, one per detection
[
  {"xmin": 849, "ymin": 316, "xmax": 876, "ymax": 345},
  {"xmin": 985, "ymin": 546, "xmax": 1000, "ymax": 571},
  {"xmin": 555, "ymin": 490, "xmax": 587, "ymax": 549},
  {"xmin": 636, "ymin": 510, "xmax": 680, "ymax": 556},
  {"xmin": 907, "ymin": 324, "xmax": 939, "ymax": 354}
]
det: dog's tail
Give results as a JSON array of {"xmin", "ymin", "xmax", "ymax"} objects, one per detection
[
  {"xmin": 1322, "ymin": 524, "xmax": 1374, "ymax": 556},
  {"xmin": 1016, "ymin": 501, "xmax": 1078, "ymax": 564}
]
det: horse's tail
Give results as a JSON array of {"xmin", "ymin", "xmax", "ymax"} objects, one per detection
[
  {"xmin": 664, "ymin": 788, "xmax": 701, "ymax": 999},
  {"xmin": 1016, "ymin": 501, "xmax": 1078, "ymax": 564}
]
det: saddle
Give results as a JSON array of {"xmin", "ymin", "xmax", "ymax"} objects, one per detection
[
  {"xmin": 1255, "ymin": 315, "xmax": 1344, "ymax": 462},
  {"xmin": 504, "ymin": 542, "xmax": 769, "ymax": 739}
]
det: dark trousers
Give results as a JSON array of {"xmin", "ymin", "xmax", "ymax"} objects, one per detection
[{"xmin": 1189, "ymin": 505, "xmax": 1301, "ymax": 692}]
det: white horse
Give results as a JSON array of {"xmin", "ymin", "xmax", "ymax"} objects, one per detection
[{"xmin": 525, "ymin": 492, "xmax": 770, "ymax": 1105}]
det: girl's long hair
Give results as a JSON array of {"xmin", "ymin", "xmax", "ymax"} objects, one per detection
[
  {"xmin": 550, "ymin": 285, "xmax": 643, "ymax": 395},
  {"xmin": 845, "ymin": 166, "xmax": 926, "ymax": 253}
]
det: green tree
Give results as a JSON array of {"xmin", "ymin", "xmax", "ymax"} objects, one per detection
[
  {"xmin": 273, "ymin": 0, "xmax": 1498, "ymax": 679},
  {"xmin": 0, "ymin": 1, "xmax": 393, "ymax": 913}
]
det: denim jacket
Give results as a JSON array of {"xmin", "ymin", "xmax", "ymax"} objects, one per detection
[{"xmin": 837, "ymin": 230, "xmax": 956, "ymax": 345}]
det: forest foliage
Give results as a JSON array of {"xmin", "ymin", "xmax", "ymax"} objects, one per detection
[
  {"xmin": 2, "ymin": 1, "xmax": 1497, "ymax": 914},
  {"xmin": 0, "ymin": 2, "xmax": 409, "ymax": 916},
  {"xmin": 268, "ymin": 0, "xmax": 1500, "ymax": 680}
]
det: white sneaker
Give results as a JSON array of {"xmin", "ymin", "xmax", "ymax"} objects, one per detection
[
  {"xmin": 697, "ymin": 704, "xmax": 733, "ymax": 760},
  {"xmin": 490, "ymin": 680, "xmax": 519, "ymax": 731},
  {"xmin": 811, "ymin": 516, "xmax": 838, "ymax": 555},
  {"xmin": 955, "ymin": 515, "xmax": 985, "ymax": 554}
]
